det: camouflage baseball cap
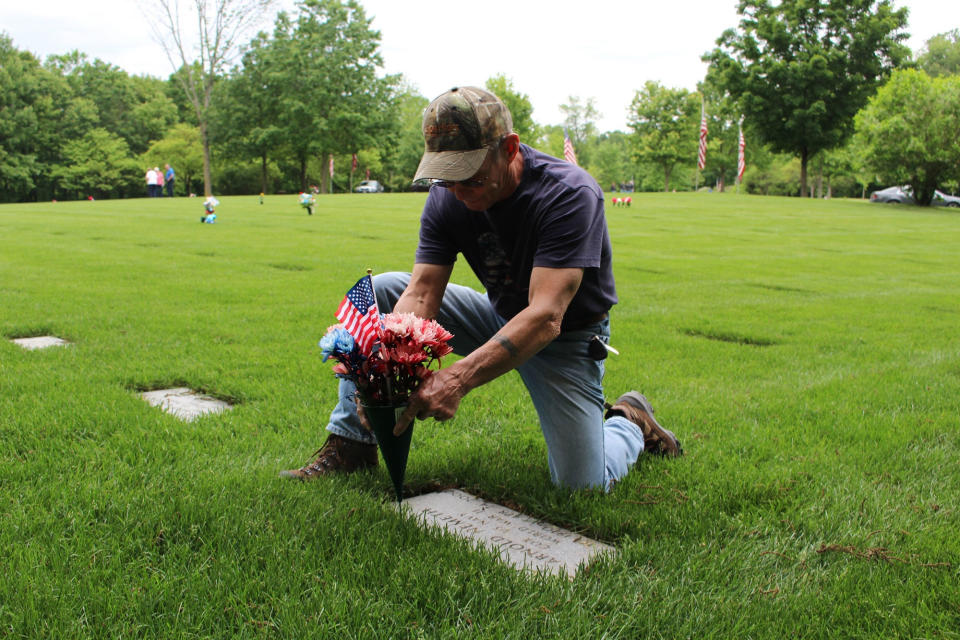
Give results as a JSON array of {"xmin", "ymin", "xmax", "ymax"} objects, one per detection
[{"xmin": 413, "ymin": 86, "xmax": 513, "ymax": 183}]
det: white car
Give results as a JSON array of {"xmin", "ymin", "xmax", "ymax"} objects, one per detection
[
  {"xmin": 869, "ymin": 185, "xmax": 960, "ymax": 207},
  {"xmin": 355, "ymin": 180, "xmax": 383, "ymax": 193}
]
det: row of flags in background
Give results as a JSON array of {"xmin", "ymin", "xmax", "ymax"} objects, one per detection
[
  {"xmin": 561, "ymin": 104, "xmax": 745, "ymax": 184},
  {"xmin": 327, "ymin": 153, "xmax": 369, "ymax": 180},
  {"xmin": 698, "ymin": 100, "xmax": 746, "ymax": 183}
]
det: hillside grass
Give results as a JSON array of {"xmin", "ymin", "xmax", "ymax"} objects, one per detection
[{"xmin": 1, "ymin": 192, "xmax": 958, "ymax": 638}]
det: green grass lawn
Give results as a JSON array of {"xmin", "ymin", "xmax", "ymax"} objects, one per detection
[{"xmin": 1, "ymin": 192, "xmax": 958, "ymax": 638}]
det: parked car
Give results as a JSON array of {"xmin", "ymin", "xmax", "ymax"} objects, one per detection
[
  {"xmin": 355, "ymin": 180, "xmax": 383, "ymax": 193},
  {"xmin": 869, "ymin": 185, "xmax": 960, "ymax": 207}
]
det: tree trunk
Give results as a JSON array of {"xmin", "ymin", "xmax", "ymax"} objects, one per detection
[
  {"xmin": 260, "ymin": 154, "xmax": 268, "ymax": 194},
  {"xmin": 664, "ymin": 165, "xmax": 671, "ymax": 192},
  {"xmin": 299, "ymin": 155, "xmax": 307, "ymax": 192},
  {"xmin": 800, "ymin": 149, "xmax": 808, "ymax": 198},
  {"xmin": 200, "ymin": 121, "xmax": 213, "ymax": 197},
  {"xmin": 815, "ymin": 154, "xmax": 825, "ymax": 199}
]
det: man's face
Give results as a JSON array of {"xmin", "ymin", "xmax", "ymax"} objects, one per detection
[{"xmin": 444, "ymin": 145, "xmax": 508, "ymax": 211}]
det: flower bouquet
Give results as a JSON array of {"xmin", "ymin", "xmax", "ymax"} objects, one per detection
[{"xmin": 320, "ymin": 311, "xmax": 454, "ymax": 501}]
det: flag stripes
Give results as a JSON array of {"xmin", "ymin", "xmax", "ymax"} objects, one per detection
[
  {"xmin": 737, "ymin": 123, "xmax": 746, "ymax": 182},
  {"xmin": 335, "ymin": 275, "xmax": 380, "ymax": 356},
  {"xmin": 697, "ymin": 109, "xmax": 708, "ymax": 171},
  {"xmin": 563, "ymin": 129, "xmax": 578, "ymax": 165}
]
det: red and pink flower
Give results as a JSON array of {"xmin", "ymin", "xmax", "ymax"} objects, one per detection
[{"xmin": 320, "ymin": 312, "xmax": 454, "ymax": 407}]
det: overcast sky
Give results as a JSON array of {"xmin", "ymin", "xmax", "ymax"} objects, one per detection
[{"xmin": 3, "ymin": 0, "xmax": 957, "ymax": 132}]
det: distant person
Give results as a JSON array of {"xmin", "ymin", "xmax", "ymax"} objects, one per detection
[
  {"xmin": 164, "ymin": 164, "xmax": 176, "ymax": 197},
  {"xmin": 155, "ymin": 167, "xmax": 164, "ymax": 197},
  {"xmin": 145, "ymin": 167, "xmax": 159, "ymax": 197}
]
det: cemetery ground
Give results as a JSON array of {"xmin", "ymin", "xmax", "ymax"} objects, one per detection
[{"xmin": 1, "ymin": 192, "xmax": 958, "ymax": 638}]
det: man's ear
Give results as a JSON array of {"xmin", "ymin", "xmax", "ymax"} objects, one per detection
[{"xmin": 501, "ymin": 133, "xmax": 520, "ymax": 159}]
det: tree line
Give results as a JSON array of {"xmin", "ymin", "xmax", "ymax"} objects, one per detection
[{"xmin": 1, "ymin": 0, "xmax": 958, "ymax": 204}]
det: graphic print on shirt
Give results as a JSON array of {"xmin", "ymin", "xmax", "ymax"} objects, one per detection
[{"xmin": 477, "ymin": 232, "xmax": 514, "ymax": 292}]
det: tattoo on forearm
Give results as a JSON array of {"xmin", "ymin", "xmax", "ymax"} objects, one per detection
[{"xmin": 493, "ymin": 333, "xmax": 519, "ymax": 357}]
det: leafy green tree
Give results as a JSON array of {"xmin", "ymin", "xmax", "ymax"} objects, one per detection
[
  {"xmin": 854, "ymin": 69, "xmax": 960, "ymax": 205},
  {"xmin": 53, "ymin": 128, "xmax": 140, "ymax": 199},
  {"xmin": 559, "ymin": 96, "xmax": 599, "ymax": 166},
  {"xmin": 128, "ymin": 75, "xmax": 180, "ymax": 153},
  {"xmin": 590, "ymin": 132, "xmax": 635, "ymax": 192},
  {"xmin": 146, "ymin": 0, "xmax": 276, "ymax": 196},
  {"xmin": 215, "ymin": 31, "xmax": 285, "ymax": 193},
  {"xmin": 699, "ymin": 70, "xmax": 745, "ymax": 191},
  {"xmin": 916, "ymin": 29, "xmax": 960, "ymax": 77},
  {"xmin": 0, "ymin": 35, "xmax": 71, "ymax": 202},
  {"xmin": 485, "ymin": 74, "xmax": 538, "ymax": 143},
  {"xmin": 46, "ymin": 53, "xmax": 177, "ymax": 156},
  {"xmin": 537, "ymin": 124, "xmax": 566, "ymax": 161},
  {"xmin": 627, "ymin": 81, "xmax": 698, "ymax": 192},
  {"xmin": 705, "ymin": 0, "xmax": 909, "ymax": 197},
  {"xmin": 379, "ymin": 83, "xmax": 428, "ymax": 191},
  {"xmin": 143, "ymin": 123, "xmax": 203, "ymax": 196},
  {"xmin": 267, "ymin": 0, "xmax": 392, "ymax": 192}
]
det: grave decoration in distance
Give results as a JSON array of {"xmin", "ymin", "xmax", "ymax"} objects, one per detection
[
  {"xmin": 319, "ymin": 274, "xmax": 454, "ymax": 502},
  {"xmin": 402, "ymin": 489, "xmax": 615, "ymax": 578},
  {"xmin": 140, "ymin": 387, "xmax": 232, "ymax": 422},
  {"xmin": 12, "ymin": 336, "xmax": 70, "ymax": 350}
]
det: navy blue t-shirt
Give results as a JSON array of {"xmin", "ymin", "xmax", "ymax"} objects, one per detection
[{"xmin": 415, "ymin": 144, "xmax": 617, "ymax": 327}]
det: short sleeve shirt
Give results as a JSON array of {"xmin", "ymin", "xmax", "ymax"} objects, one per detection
[{"xmin": 415, "ymin": 144, "xmax": 617, "ymax": 326}]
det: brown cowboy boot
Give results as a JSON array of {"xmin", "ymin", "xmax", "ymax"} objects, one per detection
[
  {"xmin": 279, "ymin": 434, "xmax": 378, "ymax": 480},
  {"xmin": 605, "ymin": 391, "xmax": 683, "ymax": 457}
]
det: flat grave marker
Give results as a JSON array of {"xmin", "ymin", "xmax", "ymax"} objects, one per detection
[
  {"xmin": 401, "ymin": 489, "xmax": 614, "ymax": 578},
  {"xmin": 11, "ymin": 336, "xmax": 70, "ymax": 350},
  {"xmin": 140, "ymin": 387, "xmax": 232, "ymax": 422}
]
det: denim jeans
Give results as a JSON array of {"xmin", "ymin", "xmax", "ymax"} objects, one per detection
[{"xmin": 326, "ymin": 272, "xmax": 644, "ymax": 490}]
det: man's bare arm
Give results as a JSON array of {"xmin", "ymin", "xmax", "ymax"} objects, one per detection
[
  {"xmin": 392, "ymin": 262, "xmax": 453, "ymax": 318},
  {"xmin": 394, "ymin": 266, "xmax": 584, "ymax": 434}
]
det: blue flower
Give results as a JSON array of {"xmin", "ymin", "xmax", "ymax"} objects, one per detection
[{"xmin": 319, "ymin": 327, "xmax": 355, "ymax": 362}]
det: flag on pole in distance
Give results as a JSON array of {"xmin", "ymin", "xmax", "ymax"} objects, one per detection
[
  {"xmin": 737, "ymin": 122, "xmax": 746, "ymax": 182},
  {"xmin": 563, "ymin": 129, "xmax": 578, "ymax": 166},
  {"xmin": 329, "ymin": 155, "xmax": 334, "ymax": 178},
  {"xmin": 336, "ymin": 274, "xmax": 380, "ymax": 356},
  {"xmin": 697, "ymin": 106, "xmax": 708, "ymax": 171},
  {"xmin": 352, "ymin": 153, "xmax": 358, "ymax": 172}
]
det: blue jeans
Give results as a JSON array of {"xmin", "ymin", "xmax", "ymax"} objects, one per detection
[{"xmin": 326, "ymin": 272, "xmax": 644, "ymax": 490}]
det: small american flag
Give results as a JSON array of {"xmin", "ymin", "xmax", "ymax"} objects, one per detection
[
  {"xmin": 336, "ymin": 275, "xmax": 380, "ymax": 356},
  {"xmin": 328, "ymin": 155, "xmax": 334, "ymax": 178},
  {"xmin": 697, "ymin": 107, "xmax": 708, "ymax": 171},
  {"xmin": 351, "ymin": 153, "xmax": 358, "ymax": 171},
  {"xmin": 563, "ymin": 129, "xmax": 578, "ymax": 166},
  {"xmin": 737, "ymin": 122, "xmax": 746, "ymax": 182}
]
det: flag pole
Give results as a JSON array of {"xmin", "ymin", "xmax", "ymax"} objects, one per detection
[{"xmin": 366, "ymin": 267, "xmax": 377, "ymax": 307}]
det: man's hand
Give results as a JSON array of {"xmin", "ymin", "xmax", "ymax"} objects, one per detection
[
  {"xmin": 391, "ymin": 266, "xmax": 584, "ymax": 436},
  {"xmin": 393, "ymin": 367, "xmax": 465, "ymax": 435}
]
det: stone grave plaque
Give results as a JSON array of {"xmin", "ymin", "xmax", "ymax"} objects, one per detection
[
  {"xmin": 401, "ymin": 489, "xmax": 614, "ymax": 578},
  {"xmin": 12, "ymin": 336, "xmax": 70, "ymax": 350},
  {"xmin": 140, "ymin": 387, "xmax": 231, "ymax": 422}
]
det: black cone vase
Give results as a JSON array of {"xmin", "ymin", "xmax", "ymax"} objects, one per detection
[{"xmin": 362, "ymin": 404, "xmax": 413, "ymax": 502}]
